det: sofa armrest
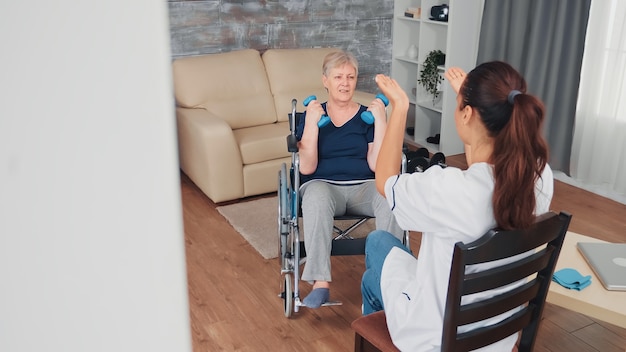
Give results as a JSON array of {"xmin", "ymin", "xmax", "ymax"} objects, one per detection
[{"xmin": 176, "ymin": 107, "xmax": 244, "ymax": 203}]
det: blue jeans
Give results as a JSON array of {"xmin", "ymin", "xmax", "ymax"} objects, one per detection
[{"xmin": 361, "ymin": 230, "xmax": 413, "ymax": 315}]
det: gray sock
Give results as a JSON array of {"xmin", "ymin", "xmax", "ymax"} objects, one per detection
[{"xmin": 302, "ymin": 288, "xmax": 329, "ymax": 308}]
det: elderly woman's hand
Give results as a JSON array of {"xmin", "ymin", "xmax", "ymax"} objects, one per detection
[
  {"xmin": 368, "ymin": 96, "xmax": 387, "ymax": 122},
  {"xmin": 304, "ymin": 97, "xmax": 326, "ymax": 128}
]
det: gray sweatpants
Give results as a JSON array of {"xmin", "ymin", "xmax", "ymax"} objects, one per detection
[{"xmin": 299, "ymin": 180, "xmax": 403, "ymax": 283}]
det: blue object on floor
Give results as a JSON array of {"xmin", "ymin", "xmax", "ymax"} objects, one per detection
[{"xmin": 552, "ymin": 268, "xmax": 592, "ymax": 291}]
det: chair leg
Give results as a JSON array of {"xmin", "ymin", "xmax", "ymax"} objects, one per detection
[
  {"xmin": 354, "ymin": 332, "xmax": 382, "ymax": 352},
  {"xmin": 354, "ymin": 333, "xmax": 364, "ymax": 352}
]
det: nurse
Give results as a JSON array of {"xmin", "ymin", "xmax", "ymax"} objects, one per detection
[{"xmin": 360, "ymin": 62, "xmax": 554, "ymax": 351}]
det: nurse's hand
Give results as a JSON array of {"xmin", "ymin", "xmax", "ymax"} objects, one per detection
[
  {"xmin": 374, "ymin": 74, "xmax": 409, "ymax": 113},
  {"xmin": 445, "ymin": 67, "xmax": 466, "ymax": 94}
]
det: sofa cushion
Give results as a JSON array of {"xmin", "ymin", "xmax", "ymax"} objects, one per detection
[
  {"xmin": 232, "ymin": 122, "xmax": 290, "ymax": 165},
  {"xmin": 262, "ymin": 48, "xmax": 341, "ymax": 123},
  {"xmin": 242, "ymin": 157, "xmax": 291, "ymax": 198},
  {"xmin": 172, "ymin": 49, "xmax": 278, "ymax": 129}
]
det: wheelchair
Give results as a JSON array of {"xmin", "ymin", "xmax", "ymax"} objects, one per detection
[{"xmin": 277, "ymin": 98, "xmax": 415, "ymax": 318}]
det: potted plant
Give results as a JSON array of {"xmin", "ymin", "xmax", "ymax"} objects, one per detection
[{"xmin": 417, "ymin": 50, "xmax": 446, "ymax": 104}]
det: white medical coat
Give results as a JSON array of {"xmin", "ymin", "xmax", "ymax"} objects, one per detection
[{"xmin": 382, "ymin": 162, "xmax": 553, "ymax": 351}]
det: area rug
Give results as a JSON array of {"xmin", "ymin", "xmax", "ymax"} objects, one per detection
[{"xmin": 216, "ymin": 196, "xmax": 374, "ymax": 259}]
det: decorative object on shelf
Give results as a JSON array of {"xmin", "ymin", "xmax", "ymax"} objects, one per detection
[
  {"xmin": 418, "ymin": 50, "xmax": 446, "ymax": 104},
  {"xmin": 406, "ymin": 44, "xmax": 418, "ymax": 59},
  {"xmin": 404, "ymin": 7, "xmax": 421, "ymax": 18},
  {"xmin": 426, "ymin": 133, "xmax": 441, "ymax": 144},
  {"xmin": 430, "ymin": 4, "xmax": 449, "ymax": 22}
]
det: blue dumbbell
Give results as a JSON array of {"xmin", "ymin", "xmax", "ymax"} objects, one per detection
[
  {"xmin": 360, "ymin": 94, "xmax": 389, "ymax": 124},
  {"xmin": 303, "ymin": 95, "xmax": 331, "ymax": 128}
]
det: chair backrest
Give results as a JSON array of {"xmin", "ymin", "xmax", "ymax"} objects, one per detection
[{"xmin": 441, "ymin": 211, "xmax": 572, "ymax": 352}]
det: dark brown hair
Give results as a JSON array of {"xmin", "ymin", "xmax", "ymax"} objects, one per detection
[{"xmin": 460, "ymin": 61, "xmax": 549, "ymax": 229}]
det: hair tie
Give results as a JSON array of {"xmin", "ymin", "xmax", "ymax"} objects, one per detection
[{"xmin": 508, "ymin": 90, "xmax": 522, "ymax": 105}]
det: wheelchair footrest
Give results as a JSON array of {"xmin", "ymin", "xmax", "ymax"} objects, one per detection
[
  {"xmin": 298, "ymin": 300, "xmax": 343, "ymax": 308},
  {"xmin": 297, "ymin": 237, "xmax": 367, "ymax": 257}
]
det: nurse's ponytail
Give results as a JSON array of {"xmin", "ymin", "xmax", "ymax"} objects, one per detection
[{"xmin": 460, "ymin": 61, "xmax": 548, "ymax": 230}]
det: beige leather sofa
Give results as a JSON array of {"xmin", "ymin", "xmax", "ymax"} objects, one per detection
[{"xmin": 172, "ymin": 48, "xmax": 377, "ymax": 203}]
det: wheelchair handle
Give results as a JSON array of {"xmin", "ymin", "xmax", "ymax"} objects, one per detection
[
  {"xmin": 290, "ymin": 98, "xmax": 297, "ymax": 134},
  {"xmin": 360, "ymin": 93, "xmax": 389, "ymax": 124},
  {"xmin": 303, "ymin": 95, "xmax": 331, "ymax": 128}
]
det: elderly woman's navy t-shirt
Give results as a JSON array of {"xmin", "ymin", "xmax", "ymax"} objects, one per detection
[{"xmin": 295, "ymin": 102, "xmax": 375, "ymax": 185}]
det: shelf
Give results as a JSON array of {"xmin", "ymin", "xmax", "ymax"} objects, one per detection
[
  {"xmin": 422, "ymin": 18, "xmax": 449, "ymax": 26},
  {"xmin": 395, "ymin": 57, "xmax": 446, "ymax": 69},
  {"xmin": 404, "ymin": 134, "xmax": 442, "ymax": 154},
  {"xmin": 415, "ymin": 84, "xmax": 443, "ymax": 112},
  {"xmin": 403, "ymin": 135, "xmax": 423, "ymax": 150},
  {"xmin": 392, "ymin": 0, "xmax": 482, "ymax": 156},
  {"xmin": 395, "ymin": 56, "xmax": 419, "ymax": 65},
  {"xmin": 413, "ymin": 137, "xmax": 442, "ymax": 153},
  {"xmin": 416, "ymin": 98, "xmax": 443, "ymax": 113},
  {"xmin": 397, "ymin": 16, "xmax": 421, "ymax": 23}
]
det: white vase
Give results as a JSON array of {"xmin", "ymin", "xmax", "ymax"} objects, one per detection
[{"xmin": 407, "ymin": 44, "xmax": 418, "ymax": 59}]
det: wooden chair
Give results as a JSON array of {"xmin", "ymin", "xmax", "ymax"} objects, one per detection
[{"xmin": 352, "ymin": 211, "xmax": 572, "ymax": 352}]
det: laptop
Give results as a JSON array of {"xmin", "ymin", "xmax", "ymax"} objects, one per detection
[{"xmin": 577, "ymin": 242, "xmax": 626, "ymax": 291}]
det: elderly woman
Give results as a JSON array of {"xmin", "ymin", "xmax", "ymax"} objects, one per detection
[{"xmin": 296, "ymin": 50, "xmax": 403, "ymax": 308}]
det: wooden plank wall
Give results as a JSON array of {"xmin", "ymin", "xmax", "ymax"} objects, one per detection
[{"xmin": 168, "ymin": 0, "xmax": 394, "ymax": 93}]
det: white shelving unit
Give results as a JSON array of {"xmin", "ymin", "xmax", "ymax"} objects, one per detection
[{"xmin": 391, "ymin": 0, "xmax": 484, "ymax": 155}]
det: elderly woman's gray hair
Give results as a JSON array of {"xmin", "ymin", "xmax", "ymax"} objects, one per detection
[{"xmin": 322, "ymin": 50, "xmax": 359, "ymax": 77}]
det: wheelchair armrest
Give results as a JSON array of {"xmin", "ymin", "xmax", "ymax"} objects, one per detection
[{"xmin": 287, "ymin": 134, "xmax": 299, "ymax": 153}]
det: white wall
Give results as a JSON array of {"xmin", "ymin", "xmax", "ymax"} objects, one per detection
[{"xmin": 0, "ymin": 1, "xmax": 191, "ymax": 351}]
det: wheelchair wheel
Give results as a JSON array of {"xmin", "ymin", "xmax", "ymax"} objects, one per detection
[{"xmin": 282, "ymin": 273, "xmax": 293, "ymax": 318}]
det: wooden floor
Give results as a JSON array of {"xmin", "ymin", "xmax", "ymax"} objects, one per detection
[{"xmin": 181, "ymin": 153, "xmax": 626, "ymax": 351}]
